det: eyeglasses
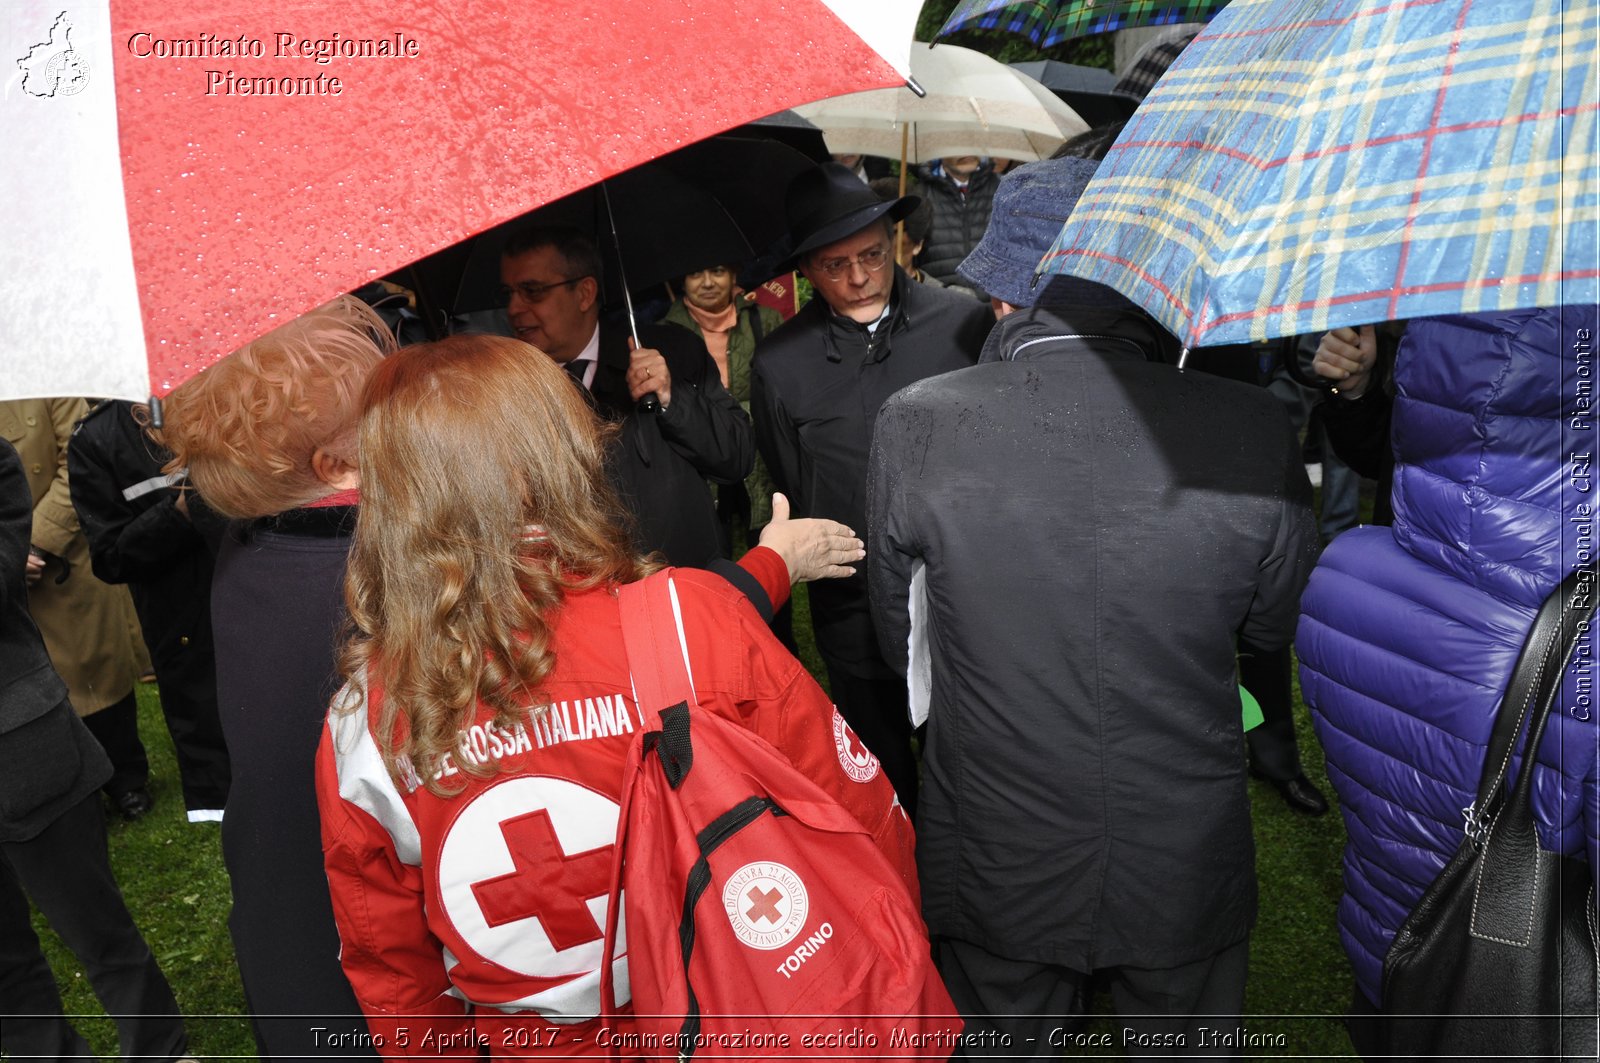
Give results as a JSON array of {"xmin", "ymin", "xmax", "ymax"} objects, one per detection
[
  {"xmin": 501, "ymin": 276, "xmax": 589, "ymax": 306},
  {"xmin": 812, "ymin": 246, "xmax": 890, "ymax": 282}
]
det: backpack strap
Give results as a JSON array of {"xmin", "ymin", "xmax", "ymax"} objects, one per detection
[
  {"xmin": 618, "ymin": 570, "xmax": 698, "ymax": 789},
  {"xmin": 601, "ymin": 569, "xmax": 700, "ymax": 1019}
]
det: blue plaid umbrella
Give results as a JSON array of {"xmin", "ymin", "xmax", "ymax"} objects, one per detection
[{"xmin": 1037, "ymin": 0, "xmax": 1599, "ymax": 348}]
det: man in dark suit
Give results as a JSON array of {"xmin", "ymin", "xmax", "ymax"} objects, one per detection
[
  {"xmin": 751, "ymin": 165, "xmax": 993, "ymax": 816},
  {"xmin": 0, "ymin": 438, "xmax": 192, "ymax": 1062},
  {"xmin": 500, "ymin": 225, "xmax": 752, "ymax": 567},
  {"xmin": 867, "ymin": 158, "xmax": 1319, "ymax": 1055}
]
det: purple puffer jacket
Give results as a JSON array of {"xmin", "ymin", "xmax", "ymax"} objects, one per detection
[{"xmin": 1297, "ymin": 305, "xmax": 1599, "ymax": 1008}]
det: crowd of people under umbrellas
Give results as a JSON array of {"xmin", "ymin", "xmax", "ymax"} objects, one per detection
[{"xmin": 3, "ymin": 43, "xmax": 1593, "ymax": 1063}]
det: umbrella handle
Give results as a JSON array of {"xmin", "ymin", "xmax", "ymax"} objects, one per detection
[{"xmin": 601, "ymin": 182, "xmax": 658, "ymax": 414}]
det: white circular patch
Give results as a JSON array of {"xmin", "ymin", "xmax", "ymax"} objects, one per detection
[
  {"xmin": 437, "ymin": 776, "xmax": 620, "ymax": 978},
  {"xmin": 722, "ymin": 861, "xmax": 809, "ymax": 950},
  {"xmin": 832, "ymin": 708, "xmax": 880, "ymax": 783}
]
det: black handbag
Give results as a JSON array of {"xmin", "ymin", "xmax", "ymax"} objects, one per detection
[{"xmin": 1379, "ymin": 568, "xmax": 1599, "ymax": 1060}]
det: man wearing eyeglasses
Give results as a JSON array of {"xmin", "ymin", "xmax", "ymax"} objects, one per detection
[
  {"xmin": 750, "ymin": 164, "xmax": 993, "ymax": 817},
  {"xmin": 500, "ymin": 224, "xmax": 753, "ymax": 568}
]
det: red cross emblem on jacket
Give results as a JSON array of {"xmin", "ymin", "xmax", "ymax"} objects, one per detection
[{"xmin": 472, "ymin": 809, "xmax": 613, "ymax": 952}]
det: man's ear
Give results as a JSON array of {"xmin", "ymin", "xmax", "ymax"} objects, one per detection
[
  {"xmin": 575, "ymin": 275, "xmax": 600, "ymax": 314},
  {"xmin": 311, "ymin": 446, "xmax": 360, "ymax": 491}
]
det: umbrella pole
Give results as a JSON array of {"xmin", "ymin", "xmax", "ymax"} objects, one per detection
[
  {"xmin": 405, "ymin": 264, "xmax": 447, "ymax": 341},
  {"xmin": 601, "ymin": 181, "xmax": 656, "ymax": 412},
  {"xmin": 898, "ymin": 123, "xmax": 909, "ymax": 197},
  {"xmin": 895, "ymin": 123, "xmax": 909, "ymax": 270},
  {"xmin": 600, "ymin": 182, "xmax": 641, "ymax": 345}
]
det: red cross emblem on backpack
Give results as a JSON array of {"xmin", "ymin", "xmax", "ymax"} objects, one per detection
[{"xmin": 722, "ymin": 861, "xmax": 809, "ymax": 950}]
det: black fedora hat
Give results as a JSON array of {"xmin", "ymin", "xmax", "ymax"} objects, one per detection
[{"xmin": 779, "ymin": 163, "xmax": 920, "ymax": 271}]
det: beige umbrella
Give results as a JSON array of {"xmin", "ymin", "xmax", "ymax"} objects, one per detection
[{"xmin": 793, "ymin": 42, "xmax": 1089, "ymax": 166}]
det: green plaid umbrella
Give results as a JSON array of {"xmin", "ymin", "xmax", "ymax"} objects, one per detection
[{"xmin": 937, "ymin": 0, "xmax": 1228, "ymax": 48}]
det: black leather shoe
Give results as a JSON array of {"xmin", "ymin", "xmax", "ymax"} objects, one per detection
[
  {"xmin": 113, "ymin": 788, "xmax": 153, "ymax": 821},
  {"xmin": 1273, "ymin": 774, "xmax": 1330, "ymax": 816}
]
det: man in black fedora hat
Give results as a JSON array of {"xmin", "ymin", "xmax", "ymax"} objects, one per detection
[{"xmin": 751, "ymin": 163, "xmax": 992, "ymax": 816}]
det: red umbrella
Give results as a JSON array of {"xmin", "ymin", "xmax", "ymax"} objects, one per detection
[{"xmin": 2, "ymin": 0, "xmax": 919, "ymax": 400}]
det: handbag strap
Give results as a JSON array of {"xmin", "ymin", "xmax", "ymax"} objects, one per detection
[
  {"xmin": 1467, "ymin": 567, "xmax": 1594, "ymax": 838},
  {"xmin": 1464, "ymin": 567, "xmax": 1594, "ymax": 945}
]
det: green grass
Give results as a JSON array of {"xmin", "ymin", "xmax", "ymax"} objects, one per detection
[{"xmin": 32, "ymin": 632, "xmax": 1360, "ymax": 1061}]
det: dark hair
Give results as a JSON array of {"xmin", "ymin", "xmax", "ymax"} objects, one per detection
[
  {"xmin": 1052, "ymin": 120, "xmax": 1128, "ymax": 163},
  {"xmin": 501, "ymin": 223, "xmax": 603, "ymax": 284},
  {"xmin": 868, "ymin": 177, "xmax": 932, "ymax": 246}
]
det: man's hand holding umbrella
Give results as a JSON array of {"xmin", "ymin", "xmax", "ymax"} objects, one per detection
[
  {"xmin": 627, "ymin": 340, "xmax": 672, "ymax": 409},
  {"xmin": 1313, "ymin": 326, "xmax": 1378, "ymax": 400}
]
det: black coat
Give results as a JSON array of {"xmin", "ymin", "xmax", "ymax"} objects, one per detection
[
  {"xmin": 917, "ymin": 164, "xmax": 1000, "ymax": 292},
  {"xmin": 67, "ymin": 401, "xmax": 231, "ymax": 807},
  {"xmin": 1320, "ymin": 386, "xmax": 1394, "ymax": 524},
  {"xmin": 591, "ymin": 321, "xmax": 753, "ymax": 567},
  {"xmin": 751, "ymin": 269, "xmax": 990, "ymax": 676},
  {"xmin": 867, "ymin": 306, "xmax": 1319, "ymax": 970},
  {"xmin": 210, "ymin": 506, "xmax": 375, "ymax": 1056},
  {"xmin": 67, "ymin": 400, "xmax": 223, "ymax": 591},
  {"xmin": 0, "ymin": 438, "xmax": 108, "ymax": 842}
]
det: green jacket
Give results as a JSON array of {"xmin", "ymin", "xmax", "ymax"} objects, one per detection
[
  {"xmin": 660, "ymin": 297, "xmax": 783, "ymax": 407},
  {"xmin": 660, "ymin": 298, "xmax": 784, "ymax": 527}
]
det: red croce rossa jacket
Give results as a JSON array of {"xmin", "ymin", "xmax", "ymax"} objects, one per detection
[{"xmin": 315, "ymin": 550, "xmax": 918, "ymax": 1058}]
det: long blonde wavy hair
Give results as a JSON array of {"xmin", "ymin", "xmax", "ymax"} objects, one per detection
[{"xmin": 339, "ymin": 334, "xmax": 653, "ymax": 794}]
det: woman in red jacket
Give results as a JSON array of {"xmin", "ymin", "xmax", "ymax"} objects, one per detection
[{"xmin": 316, "ymin": 334, "xmax": 907, "ymax": 1058}]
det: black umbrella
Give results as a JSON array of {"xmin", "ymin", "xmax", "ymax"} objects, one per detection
[
  {"xmin": 398, "ymin": 136, "xmax": 818, "ymax": 325},
  {"xmin": 1009, "ymin": 60, "xmax": 1138, "ymax": 129},
  {"xmin": 729, "ymin": 109, "xmax": 831, "ymax": 162}
]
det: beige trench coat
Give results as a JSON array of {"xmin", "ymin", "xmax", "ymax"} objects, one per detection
[{"xmin": 0, "ymin": 398, "xmax": 137, "ymax": 715}]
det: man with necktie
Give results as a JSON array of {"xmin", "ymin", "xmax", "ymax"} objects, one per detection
[{"xmin": 499, "ymin": 225, "xmax": 753, "ymax": 567}]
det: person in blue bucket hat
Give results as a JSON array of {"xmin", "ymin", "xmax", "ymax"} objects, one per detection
[{"xmin": 867, "ymin": 156, "xmax": 1319, "ymax": 1057}]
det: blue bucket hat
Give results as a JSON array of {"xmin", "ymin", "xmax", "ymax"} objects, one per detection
[{"xmin": 958, "ymin": 156, "xmax": 1126, "ymax": 310}]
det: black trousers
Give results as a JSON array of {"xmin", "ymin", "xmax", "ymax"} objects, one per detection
[
  {"xmin": 131, "ymin": 574, "xmax": 232, "ymax": 813},
  {"xmin": 820, "ymin": 659, "xmax": 918, "ymax": 819},
  {"xmin": 1239, "ymin": 640, "xmax": 1304, "ymax": 783},
  {"xmin": 934, "ymin": 935, "xmax": 1250, "ymax": 1060},
  {"xmin": 145, "ymin": 654, "xmax": 230, "ymax": 813},
  {"xmin": 80, "ymin": 692, "xmax": 150, "ymax": 798},
  {"xmin": 0, "ymin": 794, "xmax": 187, "ymax": 1062}
]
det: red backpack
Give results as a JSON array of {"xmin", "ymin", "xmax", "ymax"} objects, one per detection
[{"xmin": 601, "ymin": 571, "xmax": 960, "ymax": 1058}]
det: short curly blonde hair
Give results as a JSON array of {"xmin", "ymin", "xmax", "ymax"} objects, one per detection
[{"xmin": 154, "ymin": 297, "xmax": 396, "ymax": 519}]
